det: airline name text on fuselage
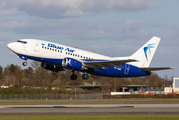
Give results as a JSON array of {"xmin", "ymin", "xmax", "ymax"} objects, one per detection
[{"xmin": 48, "ymin": 43, "xmax": 75, "ymax": 52}]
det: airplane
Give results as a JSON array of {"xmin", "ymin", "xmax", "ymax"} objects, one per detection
[{"xmin": 7, "ymin": 36, "xmax": 172, "ymax": 80}]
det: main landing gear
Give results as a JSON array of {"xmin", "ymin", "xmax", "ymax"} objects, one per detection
[
  {"xmin": 82, "ymin": 74, "xmax": 89, "ymax": 80},
  {"xmin": 70, "ymin": 74, "xmax": 77, "ymax": 80},
  {"xmin": 70, "ymin": 70, "xmax": 77, "ymax": 80},
  {"xmin": 70, "ymin": 70, "xmax": 89, "ymax": 80}
]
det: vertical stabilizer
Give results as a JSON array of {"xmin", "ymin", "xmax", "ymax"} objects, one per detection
[{"xmin": 131, "ymin": 36, "xmax": 160, "ymax": 67}]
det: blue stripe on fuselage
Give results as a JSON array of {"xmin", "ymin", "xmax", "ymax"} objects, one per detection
[
  {"xmin": 18, "ymin": 54, "xmax": 63, "ymax": 66},
  {"xmin": 18, "ymin": 54, "xmax": 151, "ymax": 77},
  {"xmin": 91, "ymin": 63, "xmax": 151, "ymax": 77}
]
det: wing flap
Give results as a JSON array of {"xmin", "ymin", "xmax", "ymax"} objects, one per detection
[
  {"xmin": 140, "ymin": 67, "xmax": 173, "ymax": 72},
  {"xmin": 84, "ymin": 59, "xmax": 138, "ymax": 70}
]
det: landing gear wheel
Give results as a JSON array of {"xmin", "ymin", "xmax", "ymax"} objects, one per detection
[
  {"xmin": 23, "ymin": 62, "xmax": 27, "ymax": 66},
  {"xmin": 82, "ymin": 74, "xmax": 89, "ymax": 80},
  {"xmin": 70, "ymin": 74, "xmax": 77, "ymax": 80}
]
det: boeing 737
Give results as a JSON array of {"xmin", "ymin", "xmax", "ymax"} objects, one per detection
[{"xmin": 7, "ymin": 36, "xmax": 172, "ymax": 80}]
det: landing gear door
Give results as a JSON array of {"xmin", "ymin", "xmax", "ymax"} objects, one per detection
[{"xmin": 34, "ymin": 41, "xmax": 40, "ymax": 52}]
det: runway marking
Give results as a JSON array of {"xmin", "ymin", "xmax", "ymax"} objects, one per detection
[
  {"xmin": 0, "ymin": 104, "xmax": 179, "ymax": 114},
  {"xmin": 1, "ymin": 104, "xmax": 179, "ymax": 108}
]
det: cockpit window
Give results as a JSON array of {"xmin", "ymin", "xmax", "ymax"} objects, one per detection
[{"xmin": 17, "ymin": 40, "xmax": 27, "ymax": 44}]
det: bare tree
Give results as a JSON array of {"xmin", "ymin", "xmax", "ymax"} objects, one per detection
[
  {"xmin": 0, "ymin": 66, "xmax": 3, "ymax": 85},
  {"xmin": 31, "ymin": 61, "xmax": 40, "ymax": 70}
]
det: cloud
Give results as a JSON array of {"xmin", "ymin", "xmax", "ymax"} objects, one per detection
[
  {"xmin": 0, "ymin": 0, "xmax": 159, "ymax": 18},
  {"xmin": 0, "ymin": 9, "xmax": 22, "ymax": 16},
  {"xmin": 0, "ymin": 18, "xmax": 151, "ymax": 41},
  {"xmin": 124, "ymin": 19, "xmax": 143, "ymax": 31}
]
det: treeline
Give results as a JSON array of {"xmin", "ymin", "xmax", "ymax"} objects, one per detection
[{"xmin": 0, "ymin": 62, "xmax": 173, "ymax": 93}]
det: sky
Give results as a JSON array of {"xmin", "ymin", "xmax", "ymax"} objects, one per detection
[{"xmin": 0, "ymin": 0, "xmax": 178, "ymax": 78}]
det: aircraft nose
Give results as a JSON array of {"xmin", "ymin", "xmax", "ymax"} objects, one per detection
[
  {"xmin": 7, "ymin": 43, "xmax": 13, "ymax": 50},
  {"xmin": 7, "ymin": 42, "xmax": 16, "ymax": 52}
]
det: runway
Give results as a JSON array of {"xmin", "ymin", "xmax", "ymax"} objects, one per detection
[{"xmin": 0, "ymin": 104, "xmax": 179, "ymax": 114}]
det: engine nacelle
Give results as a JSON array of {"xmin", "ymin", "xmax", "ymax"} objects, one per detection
[
  {"xmin": 62, "ymin": 57, "xmax": 87, "ymax": 71},
  {"xmin": 41, "ymin": 62, "xmax": 63, "ymax": 72}
]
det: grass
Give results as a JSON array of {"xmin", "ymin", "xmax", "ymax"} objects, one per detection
[
  {"xmin": 0, "ymin": 113, "xmax": 179, "ymax": 120},
  {"xmin": 0, "ymin": 99, "xmax": 179, "ymax": 105}
]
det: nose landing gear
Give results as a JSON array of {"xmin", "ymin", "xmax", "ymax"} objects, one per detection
[
  {"xmin": 18, "ymin": 55, "xmax": 28, "ymax": 66},
  {"xmin": 23, "ymin": 61, "xmax": 27, "ymax": 66}
]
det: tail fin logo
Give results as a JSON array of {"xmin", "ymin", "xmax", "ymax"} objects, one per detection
[{"xmin": 144, "ymin": 44, "xmax": 155, "ymax": 59}]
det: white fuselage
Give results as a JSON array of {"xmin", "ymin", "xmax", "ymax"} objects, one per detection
[
  {"xmin": 20, "ymin": 39, "xmax": 112, "ymax": 60},
  {"xmin": 8, "ymin": 37, "xmax": 169, "ymax": 79}
]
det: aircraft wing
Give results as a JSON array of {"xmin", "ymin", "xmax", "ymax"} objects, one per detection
[
  {"xmin": 140, "ymin": 67, "xmax": 173, "ymax": 72},
  {"xmin": 84, "ymin": 59, "xmax": 138, "ymax": 70}
]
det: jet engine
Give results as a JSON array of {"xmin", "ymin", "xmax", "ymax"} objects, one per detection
[
  {"xmin": 41, "ymin": 62, "xmax": 63, "ymax": 72},
  {"xmin": 62, "ymin": 57, "xmax": 87, "ymax": 71}
]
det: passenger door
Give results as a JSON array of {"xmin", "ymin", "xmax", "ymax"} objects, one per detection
[{"xmin": 34, "ymin": 41, "xmax": 40, "ymax": 52}]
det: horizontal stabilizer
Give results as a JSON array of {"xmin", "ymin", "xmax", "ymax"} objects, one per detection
[
  {"xmin": 84, "ymin": 59, "xmax": 138, "ymax": 70},
  {"xmin": 140, "ymin": 67, "xmax": 173, "ymax": 72}
]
